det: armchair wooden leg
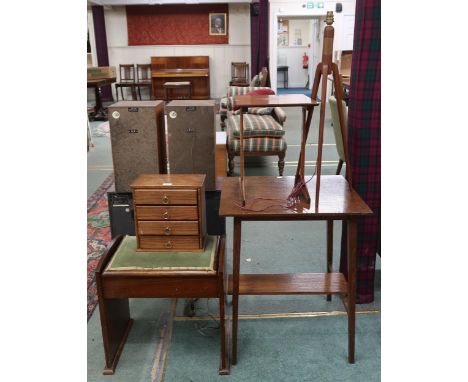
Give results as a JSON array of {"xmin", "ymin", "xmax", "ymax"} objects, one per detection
[
  {"xmin": 220, "ymin": 115, "xmax": 227, "ymax": 132},
  {"xmin": 336, "ymin": 159, "xmax": 344, "ymax": 175},
  {"xmin": 228, "ymin": 152, "xmax": 235, "ymax": 176},
  {"xmin": 278, "ymin": 152, "xmax": 285, "ymax": 176}
]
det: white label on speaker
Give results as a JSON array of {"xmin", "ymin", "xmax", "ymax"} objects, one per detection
[
  {"xmin": 162, "ymin": 182, "xmax": 173, "ymax": 186},
  {"xmin": 112, "ymin": 111, "xmax": 120, "ymax": 119},
  {"xmin": 169, "ymin": 111, "xmax": 177, "ymax": 119}
]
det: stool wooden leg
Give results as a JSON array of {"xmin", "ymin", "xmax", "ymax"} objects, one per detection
[
  {"xmin": 220, "ymin": 115, "xmax": 226, "ymax": 131},
  {"xmin": 115, "ymin": 86, "xmax": 119, "ymax": 101},
  {"xmin": 98, "ymin": 298, "xmax": 133, "ymax": 375},
  {"xmin": 120, "ymin": 87, "xmax": 124, "ymax": 101},
  {"xmin": 228, "ymin": 152, "xmax": 235, "ymax": 176},
  {"xmin": 278, "ymin": 152, "xmax": 285, "ymax": 176},
  {"xmin": 137, "ymin": 85, "xmax": 142, "ymax": 100}
]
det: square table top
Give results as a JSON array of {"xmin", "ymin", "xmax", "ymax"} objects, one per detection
[
  {"xmin": 219, "ymin": 175, "xmax": 372, "ymax": 219},
  {"xmin": 234, "ymin": 94, "xmax": 319, "ymax": 108}
]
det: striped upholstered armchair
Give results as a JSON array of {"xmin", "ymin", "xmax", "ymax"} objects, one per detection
[{"xmin": 222, "ymin": 87, "xmax": 288, "ymax": 176}]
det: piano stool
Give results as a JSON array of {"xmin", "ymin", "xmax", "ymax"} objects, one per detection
[{"xmin": 163, "ymin": 81, "xmax": 192, "ymax": 102}]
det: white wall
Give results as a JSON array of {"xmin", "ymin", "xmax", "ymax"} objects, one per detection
[
  {"xmin": 103, "ymin": 3, "xmax": 251, "ymax": 99},
  {"xmin": 269, "ymin": 0, "xmax": 356, "ymax": 94}
]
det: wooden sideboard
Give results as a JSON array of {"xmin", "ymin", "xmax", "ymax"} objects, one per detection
[{"xmin": 151, "ymin": 56, "xmax": 210, "ymax": 100}]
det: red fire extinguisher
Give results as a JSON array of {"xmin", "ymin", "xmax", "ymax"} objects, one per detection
[{"xmin": 302, "ymin": 53, "xmax": 309, "ymax": 68}]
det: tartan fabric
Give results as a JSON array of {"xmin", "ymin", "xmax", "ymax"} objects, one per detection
[
  {"xmin": 227, "ymin": 114, "xmax": 285, "ymax": 138},
  {"xmin": 339, "ymin": 0, "xmax": 381, "ymax": 304},
  {"xmin": 230, "ymin": 107, "xmax": 273, "ymax": 116},
  {"xmin": 273, "ymin": 107, "xmax": 286, "ymax": 123},
  {"xmin": 250, "ymin": 0, "xmax": 269, "ymax": 77},
  {"xmin": 247, "ymin": 107, "xmax": 274, "ymax": 115},
  {"xmin": 227, "ymin": 86, "xmax": 270, "ymax": 98},
  {"xmin": 228, "ymin": 135, "xmax": 287, "ymax": 153}
]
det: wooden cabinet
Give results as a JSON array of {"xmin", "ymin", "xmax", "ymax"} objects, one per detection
[{"xmin": 131, "ymin": 174, "xmax": 206, "ymax": 251}]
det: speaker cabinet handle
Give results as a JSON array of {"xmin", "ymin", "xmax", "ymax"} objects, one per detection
[
  {"xmin": 165, "ymin": 241, "xmax": 173, "ymax": 249},
  {"xmin": 162, "ymin": 211, "xmax": 169, "ymax": 220},
  {"xmin": 162, "ymin": 195, "xmax": 169, "ymax": 204},
  {"xmin": 164, "ymin": 226, "xmax": 172, "ymax": 235}
]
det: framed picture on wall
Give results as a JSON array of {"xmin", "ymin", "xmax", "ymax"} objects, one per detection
[{"xmin": 209, "ymin": 13, "xmax": 227, "ymax": 36}]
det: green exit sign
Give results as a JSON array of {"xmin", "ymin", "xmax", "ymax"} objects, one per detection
[{"xmin": 307, "ymin": 2, "xmax": 314, "ymax": 9}]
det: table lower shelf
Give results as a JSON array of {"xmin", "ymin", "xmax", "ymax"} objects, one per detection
[{"xmin": 228, "ymin": 273, "xmax": 347, "ymax": 295}]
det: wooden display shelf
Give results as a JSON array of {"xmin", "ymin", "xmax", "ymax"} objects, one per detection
[{"xmin": 228, "ymin": 273, "xmax": 347, "ymax": 295}]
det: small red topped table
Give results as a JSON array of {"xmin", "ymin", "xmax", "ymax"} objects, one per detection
[{"xmin": 234, "ymin": 94, "xmax": 319, "ymax": 205}]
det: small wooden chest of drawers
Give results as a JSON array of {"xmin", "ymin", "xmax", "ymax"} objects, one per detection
[{"xmin": 131, "ymin": 174, "xmax": 206, "ymax": 251}]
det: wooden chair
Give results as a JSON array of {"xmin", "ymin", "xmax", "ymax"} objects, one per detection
[
  {"xmin": 259, "ymin": 67, "xmax": 269, "ymax": 86},
  {"xmin": 230, "ymin": 62, "xmax": 250, "ymax": 86},
  {"xmin": 135, "ymin": 64, "xmax": 152, "ymax": 100},
  {"xmin": 222, "ymin": 83, "xmax": 288, "ymax": 176},
  {"xmin": 115, "ymin": 64, "xmax": 136, "ymax": 101},
  {"xmin": 219, "ymin": 67, "xmax": 270, "ymax": 131}
]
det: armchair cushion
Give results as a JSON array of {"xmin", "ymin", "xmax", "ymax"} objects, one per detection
[
  {"xmin": 227, "ymin": 134, "xmax": 287, "ymax": 153},
  {"xmin": 227, "ymin": 114, "xmax": 285, "ymax": 138},
  {"xmin": 246, "ymin": 88, "xmax": 276, "ymax": 96},
  {"xmin": 249, "ymin": 74, "xmax": 260, "ymax": 87}
]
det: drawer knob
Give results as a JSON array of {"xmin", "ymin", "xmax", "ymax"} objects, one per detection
[
  {"xmin": 162, "ymin": 195, "xmax": 169, "ymax": 204},
  {"xmin": 162, "ymin": 211, "xmax": 169, "ymax": 220},
  {"xmin": 164, "ymin": 226, "xmax": 172, "ymax": 235},
  {"xmin": 165, "ymin": 241, "xmax": 173, "ymax": 249}
]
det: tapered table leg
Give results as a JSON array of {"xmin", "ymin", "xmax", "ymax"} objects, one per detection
[
  {"xmin": 326, "ymin": 220, "xmax": 333, "ymax": 301},
  {"xmin": 231, "ymin": 218, "xmax": 242, "ymax": 364},
  {"xmin": 347, "ymin": 218, "xmax": 357, "ymax": 363}
]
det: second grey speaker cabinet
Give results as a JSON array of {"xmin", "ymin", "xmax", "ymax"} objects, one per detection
[
  {"xmin": 108, "ymin": 101, "xmax": 166, "ymax": 192},
  {"xmin": 166, "ymin": 100, "xmax": 216, "ymax": 191}
]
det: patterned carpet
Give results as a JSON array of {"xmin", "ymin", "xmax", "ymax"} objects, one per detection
[{"xmin": 87, "ymin": 173, "xmax": 114, "ymax": 320}]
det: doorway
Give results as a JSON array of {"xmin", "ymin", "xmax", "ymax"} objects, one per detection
[{"xmin": 274, "ymin": 16, "xmax": 322, "ymax": 95}]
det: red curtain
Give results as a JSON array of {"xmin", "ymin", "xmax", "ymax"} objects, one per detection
[{"xmin": 340, "ymin": 0, "xmax": 381, "ymax": 303}]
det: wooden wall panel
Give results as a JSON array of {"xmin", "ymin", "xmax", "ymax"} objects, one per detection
[{"xmin": 127, "ymin": 4, "xmax": 229, "ymax": 46}]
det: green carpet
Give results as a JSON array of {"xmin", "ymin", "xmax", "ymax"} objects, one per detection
[{"xmin": 164, "ymin": 314, "xmax": 380, "ymax": 382}]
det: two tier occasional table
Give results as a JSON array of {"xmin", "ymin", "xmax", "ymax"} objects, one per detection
[{"xmin": 220, "ymin": 175, "xmax": 372, "ymax": 365}]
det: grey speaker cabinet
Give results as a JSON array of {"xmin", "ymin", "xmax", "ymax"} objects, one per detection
[
  {"xmin": 166, "ymin": 100, "xmax": 216, "ymax": 191},
  {"xmin": 108, "ymin": 101, "xmax": 166, "ymax": 192}
]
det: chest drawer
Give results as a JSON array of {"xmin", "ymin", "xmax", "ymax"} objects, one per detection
[
  {"xmin": 137, "ymin": 221, "xmax": 199, "ymax": 236},
  {"xmin": 133, "ymin": 189, "xmax": 197, "ymax": 205},
  {"xmin": 135, "ymin": 206, "xmax": 198, "ymax": 221},
  {"xmin": 138, "ymin": 235, "xmax": 200, "ymax": 251}
]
